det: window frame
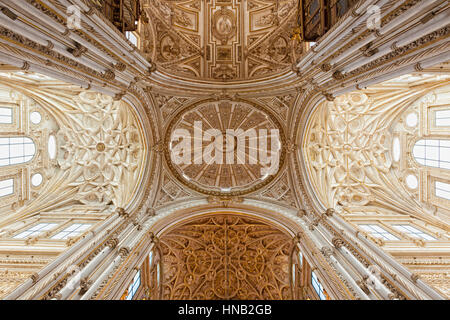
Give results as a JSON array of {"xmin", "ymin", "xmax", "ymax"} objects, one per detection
[
  {"xmin": 50, "ymin": 223, "xmax": 92, "ymax": 240},
  {"xmin": 126, "ymin": 270, "xmax": 141, "ymax": 300},
  {"xmin": 0, "ymin": 106, "xmax": 13, "ymax": 124},
  {"xmin": 413, "ymin": 139, "xmax": 450, "ymax": 170},
  {"xmin": 311, "ymin": 271, "xmax": 327, "ymax": 300},
  {"xmin": 13, "ymin": 222, "xmax": 58, "ymax": 239},
  {"xmin": 391, "ymin": 224, "xmax": 436, "ymax": 241},
  {"xmin": 435, "ymin": 180, "xmax": 450, "ymax": 201},
  {"xmin": 0, "ymin": 136, "xmax": 37, "ymax": 167},
  {"xmin": 0, "ymin": 178, "xmax": 14, "ymax": 197}
]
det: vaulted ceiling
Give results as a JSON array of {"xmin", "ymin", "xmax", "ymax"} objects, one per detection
[{"xmin": 141, "ymin": 0, "xmax": 303, "ymax": 81}]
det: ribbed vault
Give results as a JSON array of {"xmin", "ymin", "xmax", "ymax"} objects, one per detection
[{"xmin": 158, "ymin": 213, "xmax": 293, "ymax": 300}]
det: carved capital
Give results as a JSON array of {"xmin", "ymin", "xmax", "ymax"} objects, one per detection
[
  {"xmin": 31, "ymin": 272, "xmax": 39, "ymax": 283},
  {"xmin": 312, "ymin": 217, "xmax": 321, "ymax": 226},
  {"xmin": 362, "ymin": 48, "xmax": 379, "ymax": 57},
  {"xmin": 356, "ymin": 279, "xmax": 370, "ymax": 295},
  {"xmin": 106, "ymin": 237, "xmax": 119, "ymax": 249},
  {"xmin": 324, "ymin": 208, "xmax": 335, "ymax": 217},
  {"xmin": 119, "ymin": 247, "xmax": 130, "ymax": 257},
  {"xmin": 332, "ymin": 237, "xmax": 345, "ymax": 249},
  {"xmin": 332, "ymin": 70, "xmax": 344, "ymax": 80},
  {"xmin": 286, "ymin": 140, "xmax": 297, "ymax": 153},
  {"xmin": 67, "ymin": 43, "xmax": 87, "ymax": 58},
  {"xmin": 103, "ymin": 69, "xmax": 116, "ymax": 81},
  {"xmin": 410, "ymin": 273, "xmax": 420, "ymax": 283},
  {"xmin": 149, "ymin": 232, "xmax": 159, "ymax": 245},
  {"xmin": 322, "ymin": 92, "xmax": 335, "ymax": 101},
  {"xmin": 114, "ymin": 62, "xmax": 127, "ymax": 72},
  {"xmin": 293, "ymin": 232, "xmax": 302, "ymax": 244},
  {"xmin": 79, "ymin": 277, "xmax": 91, "ymax": 294},
  {"xmin": 116, "ymin": 207, "xmax": 128, "ymax": 217},
  {"xmin": 297, "ymin": 209, "xmax": 306, "ymax": 218},
  {"xmin": 320, "ymin": 246, "xmax": 333, "ymax": 258},
  {"xmin": 114, "ymin": 91, "xmax": 126, "ymax": 101},
  {"xmin": 148, "ymin": 64, "xmax": 157, "ymax": 74},
  {"xmin": 321, "ymin": 63, "xmax": 332, "ymax": 72}
]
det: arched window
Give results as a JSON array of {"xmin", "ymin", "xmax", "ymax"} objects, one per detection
[
  {"xmin": 311, "ymin": 271, "xmax": 328, "ymax": 300},
  {"xmin": 125, "ymin": 270, "xmax": 141, "ymax": 300},
  {"xmin": 0, "ymin": 137, "xmax": 36, "ymax": 167},
  {"xmin": 413, "ymin": 139, "xmax": 450, "ymax": 170}
]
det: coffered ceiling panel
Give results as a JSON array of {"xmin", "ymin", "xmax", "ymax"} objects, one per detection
[{"xmin": 141, "ymin": 0, "xmax": 302, "ymax": 81}]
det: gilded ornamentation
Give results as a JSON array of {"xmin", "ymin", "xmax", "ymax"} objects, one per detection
[
  {"xmin": 159, "ymin": 215, "xmax": 293, "ymax": 300},
  {"xmin": 141, "ymin": 0, "xmax": 301, "ymax": 81},
  {"xmin": 56, "ymin": 92, "xmax": 145, "ymax": 207}
]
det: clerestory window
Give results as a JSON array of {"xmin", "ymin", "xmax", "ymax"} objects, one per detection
[
  {"xmin": 413, "ymin": 139, "xmax": 450, "ymax": 170},
  {"xmin": 0, "ymin": 137, "xmax": 36, "ymax": 167}
]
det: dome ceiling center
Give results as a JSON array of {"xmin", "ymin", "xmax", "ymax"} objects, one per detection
[{"xmin": 165, "ymin": 100, "xmax": 285, "ymax": 196}]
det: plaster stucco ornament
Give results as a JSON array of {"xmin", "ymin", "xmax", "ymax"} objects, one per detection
[
  {"xmin": 57, "ymin": 92, "xmax": 144, "ymax": 207},
  {"xmin": 159, "ymin": 214, "xmax": 293, "ymax": 300},
  {"xmin": 141, "ymin": 0, "xmax": 302, "ymax": 81},
  {"xmin": 165, "ymin": 99, "xmax": 286, "ymax": 196},
  {"xmin": 304, "ymin": 83, "xmax": 450, "ymax": 227}
]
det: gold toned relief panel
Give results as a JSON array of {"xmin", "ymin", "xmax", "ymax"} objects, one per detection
[
  {"xmin": 159, "ymin": 214, "xmax": 293, "ymax": 300},
  {"xmin": 249, "ymin": 0, "xmax": 296, "ymax": 32},
  {"xmin": 141, "ymin": 0, "xmax": 298, "ymax": 81},
  {"xmin": 172, "ymin": 5, "xmax": 199, "ymax": 32}
]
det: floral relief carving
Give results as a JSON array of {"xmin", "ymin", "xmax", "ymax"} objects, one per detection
[
  {"xmin": 303, "ymin": 87, "xmax": 447, "ymax": 225},
  {"xmin": 141, "ymin": 0, "xmax": 301, "ymax": 81},
  {"xmin": 160, "ymin": 215, "xmax": 293, "ymax": 300},
  {"xmin": 55, "ymin": 92, "xmax": 145, "ymax": 207}
]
